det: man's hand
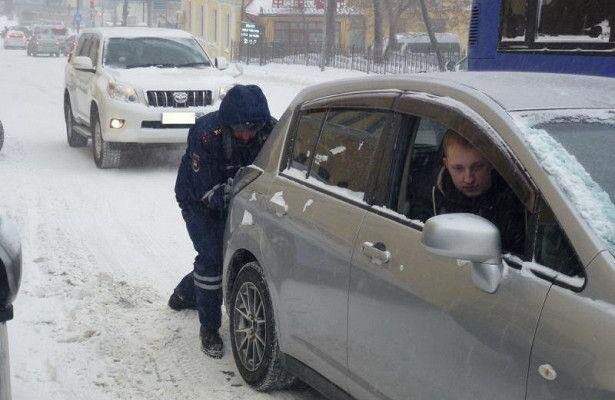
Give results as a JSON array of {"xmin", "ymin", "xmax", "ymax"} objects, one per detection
[{"xmin": 201, "ymin": 178, "xmax": 234, "ymax": 210}]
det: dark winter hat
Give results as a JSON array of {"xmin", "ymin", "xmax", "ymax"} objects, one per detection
[{"xmin": 218, "ymin": 84, "xmax": 271, "ymax": 130}]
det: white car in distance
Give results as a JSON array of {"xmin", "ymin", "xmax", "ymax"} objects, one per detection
[{"xmin": 64, "ymin": 27, "xmax": 236, "ymax": 168}]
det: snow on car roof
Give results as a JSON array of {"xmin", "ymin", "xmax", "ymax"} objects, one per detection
[
  {"xmin": 80, "ymin": 27, "xmax": 194, "ymax": 40},
  {"xmin": 296, "ymin": 72, "xmax": 615, "ymax": 112},
  {"xmin": 427, "ymin": 72, "xmax": 615, "ymax": 111}
]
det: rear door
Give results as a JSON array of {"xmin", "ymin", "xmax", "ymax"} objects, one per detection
[
  {"xmin": 347, "ymin": 95, "xmax": 552, "ymax": 400},
  {"xmin": 267, "ymin": 92, "xmax": 398, "ymax": 390}
]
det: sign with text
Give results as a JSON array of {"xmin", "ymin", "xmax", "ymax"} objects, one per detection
[{"xmin": 240, "ymin": 21, "xmax": 260, "ymax": 44}]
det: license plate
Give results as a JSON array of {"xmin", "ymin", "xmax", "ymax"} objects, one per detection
[{"xmin": 162, "ymin": 112, "xmax": 196, "ymax": 125}]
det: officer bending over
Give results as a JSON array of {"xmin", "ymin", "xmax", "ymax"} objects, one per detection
[{"xmin": 169, "ymin": 84, "xmax": 276, "ymax": 358}]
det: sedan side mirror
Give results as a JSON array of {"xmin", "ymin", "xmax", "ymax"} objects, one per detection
[
  {"xmin": 72, "ymin": 56, "xmax": 95, "ymax": 72},
  {"xmin": 0, "ymin": 216, "xmax": 22, "ymax": 323},
  {"xmin": 422, "ymin": 213, "xmax": 503, "ymax": 293},
  {"xmin": 215, "ymin": 56, "xmax": 229, "ymax": 70}
]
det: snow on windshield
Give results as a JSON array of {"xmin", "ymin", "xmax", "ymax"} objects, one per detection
[
  {"xmin": 512, "ymin": 110, "xmax": 615, "ymax": 253},
  {"xmin": 104, "ymin": 37, "xmax": 211, "ymax": 69}
]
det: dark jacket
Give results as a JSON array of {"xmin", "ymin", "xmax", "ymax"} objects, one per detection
[
  {"xmin": 174, "ymin": 85, "xmax": 275, "ymax": 214},
  {"xmin": 432, "ymin": 167, "xmax": 526, "ymax": 255}
]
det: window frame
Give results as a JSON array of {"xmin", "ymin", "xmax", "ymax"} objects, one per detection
[
  {"xmin": 497, "ymin": 0, "xmax": 615, "ymax": 55},
  {"xmin": 279, "ymin": 91, "xmax": 401, "ymax": 207},
  {"xmin": 366, "ymin": 93, "xmax": 538, "ymax": 245},
  {"xmin": 525, "ymin": 196, "xmax": 587, "ymax": 291}
]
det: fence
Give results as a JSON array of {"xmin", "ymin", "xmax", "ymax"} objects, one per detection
[{"xmin": 231, "ymin": 41, "xmax": 464, "ymax": 74}]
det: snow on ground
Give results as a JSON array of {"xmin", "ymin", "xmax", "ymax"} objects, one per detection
[{"xmin": 0, "ymin": 45, "xmax": 361, "ymax": 399}]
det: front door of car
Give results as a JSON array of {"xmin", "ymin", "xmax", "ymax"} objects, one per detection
[
  {"xmin": 75, "ymin": 35, "xmax": 98, "ymax": 122},
  {"xmin": 267, "ymin": 104, "xmax": 396, "ymax": 390},
  {"xmin": 346, "ymin": 110, "xmax": 552, "ymax": 400}
]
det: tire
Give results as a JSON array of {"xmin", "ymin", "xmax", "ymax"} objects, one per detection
[
  {"xmin": 229, "ymin": 262, "xmax": 296, "ymax": 391},
  {"xmin": 64, "ymin": 98, "xmax": 87, "ymax": 147},
  {"xmin": 92, "ymin": 112, "xmax": 121, "ymax": 169}
]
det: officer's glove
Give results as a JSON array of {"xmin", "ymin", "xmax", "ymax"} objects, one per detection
[{"xmin": 201, "ymin": 178, "xmax": 234, "ymax": 211}]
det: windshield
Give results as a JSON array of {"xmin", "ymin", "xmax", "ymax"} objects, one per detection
[
  {"xmin": 103, "ymin": 37, "xmax": 212, "ymax": 69},
  {"xmin": 512, "ymin": 109, "xmax": 615, "ymax": 254}
]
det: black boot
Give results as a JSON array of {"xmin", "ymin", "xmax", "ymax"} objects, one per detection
[
  {"xmin": 168, "ymin": 292, "xmax": 196, "ymax": 311},
  {"xmin": 200, "ymin": 326, "xmax": 223, "ymax": 358}
]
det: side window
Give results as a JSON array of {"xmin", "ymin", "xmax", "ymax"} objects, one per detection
[
  {"xmin": 287, "ymin": 110, "xmax": 326, "ymax": 176},
  {"xmin": 308, "ymin": 109, "xmax": 391, "ymax": 199},
  {"xmin": 75, "ymin": 35, "xmax": 90, "ymax": 57},
  {"xmin": 88, "ymin": 36, "xmax": 100, "ymax": 66},
  {"xmin": 534, "ymin": 203, "xmax": 583, "ymax": 278},
  {"xmin": 391, "ymin": 115, "xmax": 527, "ymax": 255},
  {"xmin": 500, "ymin": 0, "xmax": 527, "ymax": 42},
  {"xmin": 396, "ymin": 117, "xmax": 447, "ymax": 222}
]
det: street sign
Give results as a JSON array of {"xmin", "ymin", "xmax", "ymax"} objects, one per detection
[{"xmin": 240, "ymin": 21, "xmax": 260, "ymax": 44}]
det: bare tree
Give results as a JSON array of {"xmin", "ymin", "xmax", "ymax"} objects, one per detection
[
  {"xmin": 121, "ymin": 0, "xmax": 128, "ymax": 26},
  {"xmin": 417, "ymin": 0, "xmax": 445, "ymax": 71},
  {"xmin": 382, "ymin": 0, "xmax": 414, "ymax": 56},
  {"xmin": 372, "ymin": 0, "xmax": 384, "ymax": 57},
  {"xmin": 320, "ymin": 0, "xmax": 337, "ymax": 70}
]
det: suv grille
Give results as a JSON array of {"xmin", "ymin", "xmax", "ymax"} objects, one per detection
[{"xmin": 146, "ymin": 90, "xmax": 213, "ymax": 108}]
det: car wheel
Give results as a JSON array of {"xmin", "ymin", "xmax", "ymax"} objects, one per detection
[
  {"xmin": 92, "ymin": 112, "xmax": 121, "ymax": 169},
  {"xmin": 230, "ymin": 262, "xmax": 296, "ymax": 391},
  {"xmin": 64, "ymin": 98, "xmax": 87, "ymax": 147}
]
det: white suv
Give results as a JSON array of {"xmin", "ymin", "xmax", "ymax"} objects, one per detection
[{"xmin": 64, "ymin": 27, "xmax": 235, "ymax": 168}]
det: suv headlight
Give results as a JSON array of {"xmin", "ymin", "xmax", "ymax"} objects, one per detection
[
  {"xmin": 219, "ymin": 84, "xmax": 236, "ymax": 100},
  {"xmin": 107, "ymin": 81, "xmax": 139, "ymax": 103}
]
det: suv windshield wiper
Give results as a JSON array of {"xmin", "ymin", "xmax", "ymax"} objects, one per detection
[
  {"xmin": 125, "ymin": 63, "xmax": 176, "ymax": 69},
  {"xmin": 176, "ymin": 62, "xmax": 211, "ymax": 68}
]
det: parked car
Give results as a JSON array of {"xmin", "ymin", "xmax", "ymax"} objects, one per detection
[
  {"xmin": 27, "ymin": 25, "xmax": 65, "ymax": 56},
  {"xmin": 222, "ymin": 72, "xmax": 615, "ymax": 399},
  {"xmin": 0, "ymin": 216, "xmax": 22, "ymax": 400},
  {"xmin": 62, "ymin": 33, "xmax": 77, "ymax": 56},
  {"xmin": 63, "ymin": 27, "xmax": 235, "ymax": 168},
  {"xmin": 2, "ymin": 30, "xmax": 27, "ymax": 49}
]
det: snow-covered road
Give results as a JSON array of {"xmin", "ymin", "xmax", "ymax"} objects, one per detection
[{"xmin": 0, "ymin": 45, "xmax": 362, "ymax": 400}]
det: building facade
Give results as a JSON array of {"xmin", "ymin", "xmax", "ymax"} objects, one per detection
[{"xmin": 181, "ymin": 0, "xmax": 242, "ymax": 59}]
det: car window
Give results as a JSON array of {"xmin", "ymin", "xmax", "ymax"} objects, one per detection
[
  {"xmin": 75, "ymin": 35, "xmax": 90, "ymax": 57},
  {"xmin": 103, "ymin": 37, "xmax": 212, "ymax": 68},
  {"xmin": 88, "ymin": 36, "xmax": 100, "ymax": 66},
  {"xmin": 284, "ymin": 108, "xmax": 393, "ymax": 203},
  {"xmin": 533, "ymin": 202, "xmax": 584, "ymax": 278},
  {"xmin": 396, "ymin": 117, "xmax": 448, "ymax": 222},
  {"xmin": 383, "ymin": 114, "xmax": 527, "ymax": 255},
  {"xmin": 287, "ymin": 110, "xmax": 326, "ymax": 176},
  {"xmin": 307, "ymin": 109, "xmax": 391, "ymax": 201}
]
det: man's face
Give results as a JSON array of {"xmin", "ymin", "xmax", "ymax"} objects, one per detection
[
  {"xmin": 444, "ymin": 142, "xmax": 493, "ymax": 198},
  {"xmin": 232, "ymin": 129, "xmax": 257, "ymax": 143}
]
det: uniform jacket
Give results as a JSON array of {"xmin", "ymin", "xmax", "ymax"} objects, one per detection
[
  {"xmin": 174, "ymin": 85, "xmax": 276, "ymax": 214},
  {"xmin": 432, "ymin": 167, "xmax": 526, "ymax": 255}
]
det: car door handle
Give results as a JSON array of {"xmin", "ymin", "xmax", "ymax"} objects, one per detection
[{"xmin": 361, "ymin": 241, "xmax": 391, "ymax": 265}]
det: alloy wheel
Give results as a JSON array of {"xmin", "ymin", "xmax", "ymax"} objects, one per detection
[{"xmin": 233, "ymin": 281, "xmax": 267, "ymax": 372}]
